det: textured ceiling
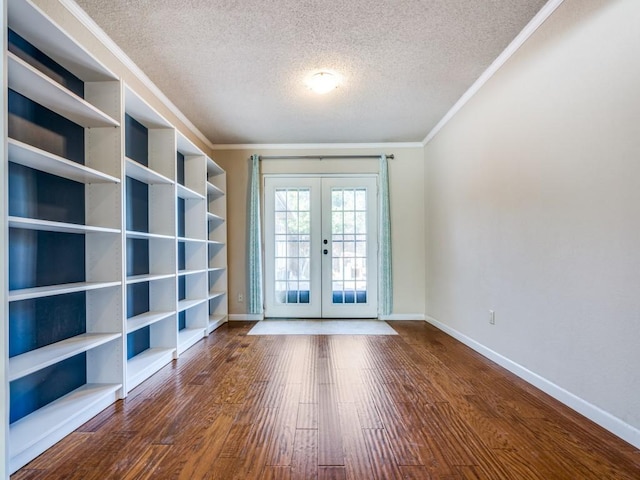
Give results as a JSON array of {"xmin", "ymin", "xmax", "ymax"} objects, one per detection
[{"xmin": 74, "ymin": 0, "xmax": 548, "ymax": 145}]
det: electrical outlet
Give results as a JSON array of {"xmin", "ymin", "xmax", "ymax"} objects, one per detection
[
  {"xmin": 237, "ymin": 293, "xmax": 244, "ymax": 303},
  {"xmin": 489, "ymin": 310, "xmax": 495, "ymax": 325}
]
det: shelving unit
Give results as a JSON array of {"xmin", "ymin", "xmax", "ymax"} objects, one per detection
[
  {"xmin": 2, "ymin": 0, "xmax": 228, "ymax": 475},
  {"xmin": 5, "ymin": 1, "xmax": 124, "ymax": 473},
  {"xmin": 124, "ymin": 87, "xmax": 177, "ymax": 393},
  {"xmin": 175, "ymin": 134, "xmax": 208, "ymax": 353},
  {"xmin": 207, "ymin": 158, "xmax": 229, "ymax": 333}
]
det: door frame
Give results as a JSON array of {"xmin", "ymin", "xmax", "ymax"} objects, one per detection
[{"xmin": 263, "ymin": 174, "xmax": 379, "ymax": 319}]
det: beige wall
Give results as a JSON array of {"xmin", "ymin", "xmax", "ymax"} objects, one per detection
[
  {"xmin": 215, "ymin": 147, "xmax": 425, "ymax": 317},
  {"xmin": 425, "ymin": 0, "xmax": 640, "ymax": 437}
]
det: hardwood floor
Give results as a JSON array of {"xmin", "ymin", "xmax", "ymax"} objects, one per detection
[{"xmin": 13, "ymin": 321, "xmax": 640, "ymax": 479}]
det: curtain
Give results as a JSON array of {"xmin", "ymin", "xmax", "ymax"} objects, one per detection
[
  {"xmin": 247, "ymin": 154, "xmax": 263, "ymax": 314},
  {"xmin": 379, "ymin": 155, "xmax": 393, "ymax": 316}
]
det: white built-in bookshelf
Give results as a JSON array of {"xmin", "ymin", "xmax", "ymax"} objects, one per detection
[
  {"xmin": 207, "ymin": 159, "xmax": 229, "ymax": 332},
  {"xmin": 1, "ymin": 0, "xmax": 228, "ymax": 475}
]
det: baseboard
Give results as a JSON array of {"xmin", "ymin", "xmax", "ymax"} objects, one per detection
[
  {"xmin": 379, "ymin": 313, "xmax": 426, "ymax": 321},
  {"xmin": 425, "ymin": 315, "xmax": 640, "ymax": 449},
  {"xmin": 228, "ymin": 314, "xmax": 264, "ymax": 321}
]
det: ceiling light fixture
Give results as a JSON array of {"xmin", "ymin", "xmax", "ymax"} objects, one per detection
[{"xmin": 307, "ymin": 71, "xmax": 339, "ymax": 94}]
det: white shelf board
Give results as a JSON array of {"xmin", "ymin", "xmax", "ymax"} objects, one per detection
[
  {"xmin": 207, "ymin": 158, "xmax": 224, "ymax": 176},
  {"xmin": 208, "ymin": 291, "xmax": 226, "ymax": 300},
  {"xmin": 9, "ymin": 281, "xmax": 121, "ymax": 302},
  {"xmin": 127, "ymin": 311, "xmax": 175, "ymax": 334},
  {"xmin": 176, "ymin": 183, "xmax": 205, "ymax": 200},
  {"xmin": 8, "ymin": 0, "xmax": 116, "ymax": 82},
  {"xmin": 8, "ymin": 138, "xmax": 120, "ymax": 184},
  {"xmin": 9, "ymin": 383, "xmax": 121, "ymax": 471},
  {"xmin": 126, "ymin": 273, "xmax": 175, "ymax": 285},
  {"xmin": 177, "ymin": 268, "xmax": 207, "ymax": 277},
  {"xmin": 208, "ymin": 315, "xmax": 227, "ymax": 334},
  {"xmin": 178, "ymin": 328, "xmax": 205, "ymax": 355},
  {"xmin": 126, "ymin": 230, "xmax": 174, "ymax": 241},
  {"xmin": 177, "ymin": 236, "xmax": 206, "ymax": 244},
  {"xmin": 8, "ymin": 216, "xmax": 120, "ymax": 235},
  {"xmin": 127, "ymin": 347, "xmax": 175, "ymax": 392},
  {"xmin": 125, "ymin": 86, "xmax": 171, "ymax": 129},
  {"xmin": 207, "ymin": 182, "xmax": 224, "ymax": 198},
  {"xmin": 177, "ymin": 133, "xmax": 204, "ymax": 156},
  {"xmin": 9, "ymin": 333, "xmax": 121, "ymax": 382},
  {"xmin": 208, "ymin": 267, "xmax": 226, "ymax": 273},
  {"xmin": 208, "ymin": 240, "xmax": 225, "ymax": 246},
  {"xmin": 178, "ymin": 298, "xmax": 207, "ymax": 312},
  {"xmin": 126, "ymin": 158, "xmax": 173, "ymax": 185},
  {"xmin": 8, "ymin": 53, "xmax": 119, "ymax": 128},
  {"xmin": 207, "ymin": 212, "xmax": 225, "ymax": 223}
]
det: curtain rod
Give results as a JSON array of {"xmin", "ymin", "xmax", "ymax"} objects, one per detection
[{"xmin": 258, "ymin": 154, "xmax": 394, "ymax": 160}]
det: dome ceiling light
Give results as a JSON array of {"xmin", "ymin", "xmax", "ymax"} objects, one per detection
[{"xmin": 307, "ymin": 71, "xmax": 339, "ymax": 94}]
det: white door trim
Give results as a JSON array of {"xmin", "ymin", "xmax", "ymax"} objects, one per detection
[{"xmin": 263, "ymin": 174, "xmax": 379, "ymax": 318}]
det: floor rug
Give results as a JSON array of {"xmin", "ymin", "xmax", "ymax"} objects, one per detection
[{"xmin": 247, "ymin": 320, "xmax": 398, "ymax": 335}]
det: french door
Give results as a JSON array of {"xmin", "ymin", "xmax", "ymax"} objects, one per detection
[{"xmin": 264, "ymin": 176, "xmax": 378, "ymax": 318}]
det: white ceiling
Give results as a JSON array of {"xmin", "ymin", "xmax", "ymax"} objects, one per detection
[{"xmin": 73, "ymin": 0, "xmax": 549, "ymax": 145}]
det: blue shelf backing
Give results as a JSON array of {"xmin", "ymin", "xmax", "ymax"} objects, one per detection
[
  {"xmin": 178, "ymin": 276, "xmax": 186, "ymax": 301},
  {"xmin": 126, "ymin": 177, "xmax": 149, "ymax": 233},
  {"xmin": 177, "ymin": 151, "xmax": 185, "ymax": 186},
  {"xmin": 127, "ymin": 327, "xmax": 150, "ymax": 360},
  {"xmin": 125, "ymin": 114, "xmax": 148, "ymax": 166},
  {"xmin": 177, "ymin": 197, "xmax": 185, "ymax": 238},
  {"xmin": 178, "ymin": 311, "xmax": 186, "ymax": 331},
  {"xmin": 9, "ymin": 162, "xmax": 85, "ymax": 224},
  {"xmin": 178, "ymin": 241, "xmax": 186, "ymax": 271},
  {"xmin": 10, "ymin": 353, "xmax": 87, "ymax": 423},
  {"xmin": 9, "ymin": 292, "xmax": 86, "ymax": 358},
  {"xmin": 126, "ymin": 238, "xmax": 150, "ymax": 277},
  {"xmin": 9, "ymin": 29, "xmax": 84, "ymax": 97},
  {"xmin": 127, "ymin": 282, "xmax": 150, "ymax": 318},
  {"xmin": 9, "ymin": 229, "xmax": 85, "ymax": 290},
  {"xmin": 8, "ymin": 90, "xmax": 85, "ymax": 164}
]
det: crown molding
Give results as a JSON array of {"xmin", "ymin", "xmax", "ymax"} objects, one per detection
[
  {"xmin": 211, "ymin": 142, "xmax": 424, "ymax": 151},
  {"xmin": 422, "ymin": 0, "xmax": 565, "ymax": 146},
  {"xmin": 59, "ymin": 0, "xmax": 215, "ymax": 151}
]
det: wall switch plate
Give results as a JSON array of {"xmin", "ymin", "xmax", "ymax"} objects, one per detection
[
  {"xmin": 489, "ymin": 310, "xmax": 495, "ymax": 325},
  {"xmin": 238, "ymin": 293, "xmax": 244, "ymax": 303}
]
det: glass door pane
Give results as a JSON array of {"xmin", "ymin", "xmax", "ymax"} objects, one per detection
[
  {"xmin": 264, "ymin": 177, "xmax": 321, "ymax": 317},
  {"xmin": 330, "ymin": 188, "xmax": 368, "ymax": 305},
  {"xmin": 322, "ymin": 177, "xmax": 377, "ymax": 318},
  {"xmin": 274, "ymin": 188, "xmax": 311, "ymax": 305}
]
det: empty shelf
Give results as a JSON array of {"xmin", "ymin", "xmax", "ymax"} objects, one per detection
[
  {"xmin": 8, "ymin": 52, "xmax": 119, "ymax": 128},
  {"xmin": 8, "ymin": 139, "xmax": 120, "ymax": 184}
]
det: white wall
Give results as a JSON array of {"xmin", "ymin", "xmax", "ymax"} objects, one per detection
[
  {"xmin": 425, "ymin": 0, "xmax": 640, "ymax": 445},
  {"xmin": 216, "ymin": 146, "xmax": 426, "ymax": 318}
]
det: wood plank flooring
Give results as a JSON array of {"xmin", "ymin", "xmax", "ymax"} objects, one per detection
[{"xmin": 13, "ymin": 321, "xmax": 640, "ymax": 479}]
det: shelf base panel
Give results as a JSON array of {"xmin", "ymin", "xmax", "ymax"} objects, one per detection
[
  {"xmin": 9, "ymin": 383, "xmax": 121, "ymax": 474},
  {"xmin": 207, "ymin": 315, "xmax": 228, "ymax": 335},
  {"xmin": 177, "ymin": 328, "xmax": 206, "ymax": 355},
  {"xmin": 126, "ymin": 347, "xmax": 175, "ymax": 393}
]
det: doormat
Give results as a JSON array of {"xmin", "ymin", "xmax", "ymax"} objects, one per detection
[{"xmin": 247, "ymin": 320, "xmax": 398, "ymax": 335}]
